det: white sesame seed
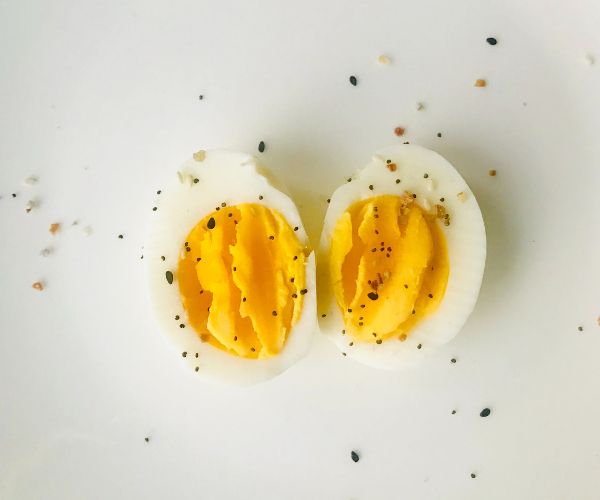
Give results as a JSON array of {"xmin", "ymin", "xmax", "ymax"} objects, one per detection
[
  {"xmin": 457, "ymin": 191, "xmax": 467, "ymax": 202},
  {"xmin": 23, "ymin": 175, "xmax": 38, "ymax": 186},
  {"xmin": 416, "ymin": 102, "xmax": 425, "ymax": 111},
  {"xmin": 377, "ymin": 54, "xmax": 391, "ymax": 65},
  {"xmin": 25, "ymin": 200, "xmax": 36, "ymax": 213},
  {"xmin": 192, "ymin": 150, "xmax": 206, "ymax": 162}
]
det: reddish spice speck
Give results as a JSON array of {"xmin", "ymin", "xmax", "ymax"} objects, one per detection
[
  {"xmin": 394, "ymin": 127, "xmax": 405, "ymax": 137},
  {"xmin": 387, "ymin": 162, "xmax": 397, "ymax": 172}
]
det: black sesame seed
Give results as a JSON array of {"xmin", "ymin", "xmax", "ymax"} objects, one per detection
[
  {"xmin": 578, "ymin": 326, "xmax": 583, "ymax": 331},
  {"xmin": 396, "ymin": 179, "xmax": 401, "ymax": 184},
  {"xmin": 165, "ymin": 271, "xmax": 174, "ymax": 284},
  {"xmin": 471, "ymin": 473, "xmax": 477, "ymax": 479},
  {"xmin": 12, "ymin": 193, "xmax": 16, "ymax": 198},
  {"xmin": 360, "ymin": 304, "xmax": 365, "ymax": 308},
  {"xmin": 292, "ymin": 293, "xmax": 297, "ymax": 298},
  {"xmin": 451, "ymin": 358, "xmax": 456, "ymax": 363},
  {"xmin": 250, "ymin": 347, "xmax": 255, "ymax": 352},
  {"xmin": 258, "ymin": 141, "xmax": 265, "ymax": 153},
  {"xmin": 437, "ymin": 132, "xmax": 442, "ymax": 138},
  {"xmin": 428, "ymin": 293, "xmax": 433, "ymax": 298},
  {"xmin": 423, "ymin": 173, "xmax": 429, "ymax": 178},
  {"xmin": 118, "ymin": 234, "xmax": 123, "ymax": 239},
  {"xmin": 347, "ymin": 308, "xmax": 352, "ymax": 313},
  {"xmin": 327, "ymin": 199, "xmax": 331, "ymax": 203},
  {"xmin": 369, "ymin": 184, "xmax": 374, "ymax": 190},
  {"xmin": 412, "ymin": 309, "xmax": 416, "ymax": 315},
  {"xmin": 186, "ymin": 247, "xmax": 191, "ymax": 252},
  {"xmin": 349, "ymin": 75, "xmax": 357, "ymax": 86},
  {"xmin": 233, "ymin": 267, "xmax": 236, "ymax": 271},
  {"xmin": 349, "ymin": 342, "xmax": 354, "ymax": 346},
  {"xmin": 207, "ymin": 217, "xmax": 216, "ymax": 229},
  {"xmin": 412, "ymin": 193, "xmax": 416, "ymax": 198},
  {"xmin": 293, "ymin": 226, "xmax": 298, "ymax": 231},
  {"xmin": 417, "ymin": 343, "xmax": 422, "ymax": 349},
  {"xmin": 480, "ymin": 408, "xmax": 491, "ymax": 418},
  {"xmin": 293, "ymin": 255, "xmax": 298, "ymax": 260},
  {"xmin": 376, "ymin": 339, "xmax": 382, "ymax": 344},
  {"xmin": 242, "ymin": 297, "xmax": 246, "ymax": 302},
  {"xmin": 259, "ymin": 195, "xmax": 264, "ymax": 200},
  {"xmin": 342, "ymin": 352, "xmax": 347, "ymax": 356},
  {"xmin": 175, "ymin": 315, "xmax": 180, "ymax": 320},
  {"xmin": 372, "ymin": 332, "xmax": 377, "ymax": 337},
  {"xmin": 182, "ymin": 352, "xmax": 187, "ymax": 357},
  {"xmin": 367, "ymin": 292, "xmax": 379, "ymax": 301},
  {"xmin": 404, "ymin": 284, "xmax": 408, "ymax": 289},
  {"xmin": 234, "ymin": 336, "xmax": 237, "ymax": 341},
  {"xmin": 321, "ymin": 314, "xmax": 326, "ymax": 318},
  {"xmin": 221, "ymin": 202, "xmax": 226, "ymax": 207},
  {"xmin": 269, "ymin": 235, "xmax": 274, "ymax": 240},
  {"xmin": 351, "ymin": 450, "xmax": 360, "ymax": 462},
  {"xmin": 215, "ymin": 206, "xmax": 220, "ymax": 211},
  {"xmin": 452, "ymin": 410, "xmax": 456, "ymax": 414},
  {"xmin": 358, "ymin": 322, "xmax": 363, "ymax": 326},
  {"xmin": 157, "ymin": 190, "xmax": 161, "ymax": 194},
  {"xmin": 196, "ymin": 257, "xmax": 201, "ymax": 262},
  {"xmin": 486, "ymin": 37, "xmax": 497, "ymax": 46},
  {"xmin": 386, "ymin": 159, "xmax": 391, "ymax": 164},
  {"xmin": 144, "ymin": 437, "xmax": 149, "ymax": 442},
  {"xmin": 300, "ymin": 289, "xmax": 308, "ymax": 295},
  {"xmin": 272, "ymin": 310, "xmax": 277, "ymax": 316},
  {"xmin": 440, "ymin": 197, "xmax": 445, "ymax": 202},
  {"xmin": 347, "ymin": 178, "xmax": 352, "ymax": 182},
  {"xmin": 195, "ymin": 366, "xmax": 199, "ymax": 372},
  {"xmin": 152, "ymin": 206, "xmax": 157, "ymax": 211},
  {"xmin": 228, "ymin": 213, "xmax": 232, "ymax": 217},
  {"xmin": 199, "ymin": 95, "xmax": 204, "ymax": 100},
  {"xmin": 195, "ymin": 353, "xmax": 198, "ymax": 358},
  {"xmin": 179, "ymin": 324, "xmax": 185, "ymax": 328},
  {"xmin": 193, "ymin": 178, "xmax": 199, "ymax": 184},
  {"xmin": 372, "ymin": 248, "xmax": 377, "ymax": 253},
  {"xmin": 161, "ymin": 256, "xmax": 165, "ymax": 261},
  {"xmin": 341, "ymin": 330, "xmax": 346, "ymax": 334}
]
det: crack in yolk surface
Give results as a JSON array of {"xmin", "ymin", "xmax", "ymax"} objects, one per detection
[
  {"xmin": 177, "ymin": 203, "xmax": 306, "ymax": 359},
  {"xmin": 330, "ymin": 194, "xmax": 449, "ymax": 343}
]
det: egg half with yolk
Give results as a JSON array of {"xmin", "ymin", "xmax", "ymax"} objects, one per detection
[
  {"xmin": 318, "ymin": 144, "xmax": 486, "ymax": 369},
  {"xmin": 146, "ymin": 150, "xmax": 317, "ymax": 385}
]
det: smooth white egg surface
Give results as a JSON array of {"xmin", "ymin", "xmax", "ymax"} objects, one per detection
[
  {"xmin": 145, "ymin": 150, "xmax": 317, "ymax": 385},
  {"xmin": 318, "ymin": 144, "xmax": 486, "ymax": 369}
]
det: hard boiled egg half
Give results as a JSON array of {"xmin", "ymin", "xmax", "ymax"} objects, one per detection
[
  {"xmin": 318, "ymin": 144, "xmax": 486, "ymax": 369},
  {"xmin": 146, "ymin": 150, "xmax": 317, "ymax": 385}
]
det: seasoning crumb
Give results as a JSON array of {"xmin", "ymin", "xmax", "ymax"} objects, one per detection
[
  {"xmin": 480, "ymin": 408, "xmax": 491, "ymax": 418},
  {"xmin": 193, "ymin": 150, "xmax": 206, "ymax": 162},
  {"xmin": 351, "ymin": 450, "xmax": 360, "ymax": 462},
  {"xmin": 50, "ymin": 223, "xmax": 61, "ymax": 235},
  {"xmin": 457, "ymin": 191, "xmax": 467, "ymax": 202},
  {"xmin": 394, "ymin": 127, "xmax": 405, "ymax": 137},
  {"xmin": 32, "ymin": 281, "xmax": 44, "ymax": 291},
  {"xmin": 258, "ymin": 141, "xmax": 266, "ymax": 153},
  {"xmin": 349, "ymin": 75, "xmax": 357, "ymax": 86},
  {"xmin": 416, "ymin": 102, "xmax": 425, "ymax": 111},
  {"xmin": 486, "ymin": 37, "xmax": 497, "ymax": 46},
  {"xmin": 488, "ymin": 169, "xmax": 497, "ymax": 177},
  {"xmin": 474, "ymin": 78, "xmax": 487, "ymax": 87},
  {"xmin": 377, "ymin": 54, "xmax": 391, "ymax": 65}
]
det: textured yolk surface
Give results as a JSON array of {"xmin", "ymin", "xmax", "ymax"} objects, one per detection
[
  {"xmin": 178, "ymin": 203, "xmax": 306, "ymax": 359},
  {"xmin": 330, "ymin": 195, "xmax": 449, "ymax": 343}
]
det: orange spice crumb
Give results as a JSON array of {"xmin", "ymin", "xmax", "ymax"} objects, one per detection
[
  {"xmin": 32, "ymin": 281, "xmax": 44, "ymax": 291},
  {"xmin": 394, "ymin": 127, "xmax": 405, "ymax": 137},
  {"xmin": 387, "ymin": 162, "xmax": 397, "ymax": 172},
  {"xmin": 49, "ymin": 223, "xmax": 60, "ymax": 235},
  {"xmin": 474, "ymin": 79, "xmax": 487, "ymax": 87},
  {"xmin": 488, "ymin": 169, "xmax": 497, "ymax": 176}
]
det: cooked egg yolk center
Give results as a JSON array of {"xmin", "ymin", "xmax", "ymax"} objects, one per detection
[
  {"xmin": 330, "ymin": 194, "xmax": 449, "ymax": 343},
  {"xmin": 178, "ymin": 203, "xmax": 306, "ymax": 359}
]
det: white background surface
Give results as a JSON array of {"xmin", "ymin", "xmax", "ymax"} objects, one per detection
[{"xmin": 1, "ymin": 0, "xmax": 599, "ymax": 499}]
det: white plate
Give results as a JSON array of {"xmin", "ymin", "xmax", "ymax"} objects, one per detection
[{"xmin": 0, "ymin": 1, "xmax": 599, "ymax": 499}]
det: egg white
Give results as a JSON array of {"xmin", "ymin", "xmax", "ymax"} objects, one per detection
[
  {"xmin": 145, "ymin": 150, "xmax": 317, "ymax": 385},
  {"xmin": 318, "ymin": 144, "xmax": 486, "ymax": 369}
]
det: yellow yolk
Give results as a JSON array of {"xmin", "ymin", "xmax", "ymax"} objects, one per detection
[
  {"xmin": 177, "ymin": 203, "xmax": 307, "ymax": 359},
  {"xmin": 330, "ymin": 195, "xmax": 449, "ymax": 343}
]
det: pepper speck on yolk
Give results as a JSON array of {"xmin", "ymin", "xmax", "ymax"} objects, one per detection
[
  {"xmin": 178, "ymin": 203, "xmax": 306, "ymax": 359},
  {"xmin": 330, "ymin": 194, "xmax": 449, "ymax": 342}
]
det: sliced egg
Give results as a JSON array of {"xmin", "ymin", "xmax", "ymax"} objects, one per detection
[
  {"xmin": 146, "ymin": 150, "xmax": 317, "ymax": 385},
  {"xmin": 317, "ymin": 144, "xmax": 486, "ymax": 369}
]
